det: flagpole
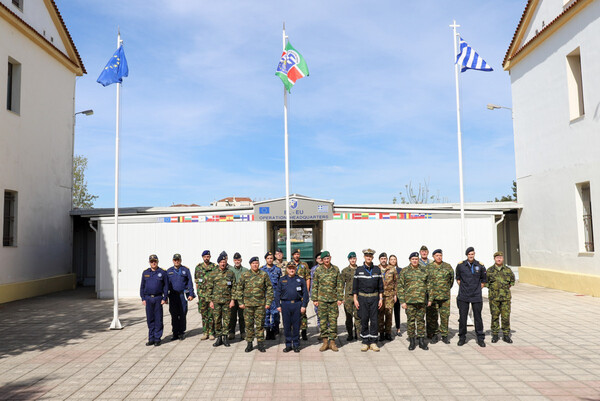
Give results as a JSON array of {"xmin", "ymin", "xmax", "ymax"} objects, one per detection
[
  {"xmin": 282, "ymin": 22, "xmax": 292, "ymax": 262},
  {"xmin": 450, "ymin": 20, "xmax": 466, "ymax": 251},
  {"xmin": 110, "ymin": 30, "xmax": 123, "ymax": 330}
]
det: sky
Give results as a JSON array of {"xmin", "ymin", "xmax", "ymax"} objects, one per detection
[{"xmin": 59, "ymin": 0, "xmax": 525, "ymax": 208}]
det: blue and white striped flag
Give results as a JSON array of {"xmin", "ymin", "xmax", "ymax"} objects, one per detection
[{"xmin": 456, "ymin": 37, "xmax": 493, "ymax": 72}]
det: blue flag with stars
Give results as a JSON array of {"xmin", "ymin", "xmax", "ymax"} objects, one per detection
[{"xmin": 97, "ymin": 45, "xmax": 129, "ymax": 86}]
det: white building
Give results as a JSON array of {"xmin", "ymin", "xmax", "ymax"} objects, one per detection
[
  {"xmin": 504, "ymin": 0, "xmax": 600, "ymax": 296},
  {"xmin": 72, "ymin": 196, "xmax": 520, "ymax": 299},
  {"xmin": 0, "ymin": 0, "xmax": 85, "ymax": 303}
]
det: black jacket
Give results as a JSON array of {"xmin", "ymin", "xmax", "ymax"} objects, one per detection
[
  {"xmin": 455, "ymin": 259, "xmax": 486, "ymax": 303},
  {"xmin": 352, "ymin": 263, "xmax": 383, "ymax": 295}
]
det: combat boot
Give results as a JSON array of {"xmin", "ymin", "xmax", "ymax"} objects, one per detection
[
  {"xmin": 369, "ymin": 343, "xmax": 380, "ymax": 352},
  {"xmin": 200, "ymin": 333, "xmax": 209, "ymax": 341},
  {"xmin": 408, "ymin": 338, "xmax": 416, "ymax": 351},
  {"xmin": 442, "ymin": 336, "xmax": 450, "ymax": 344},
  {"xmin": 319, "ymin": 338, "xmax": 329, "ymax": 352},
  {"xmin": 213, "ymin": 336, "xmax": 223, "ymax": 347},
  {"xmin": 385, "ymin": 333, "xmax": 393, "ymax": 341},
  {"xmin": 301, "ymin": 329, "xmax": 307, "ymax": 341},
  {"xmin": 245, "ymin": 342, "xmax": 253, "ymax": 352},
  {"xmin": 228, "ymin": 333, "xmax": 235, "ymax": 340},
  {"xmin": 222, "ymin": 335, "xmax": 230, "ymax": 347},
  {"xmin": 379, "ymin": 333, "xmax": 385, "ymax": 342},
  {"xmin": 257, "ymin": 342, "xmax": 266, "ymax": 352},
  {"xmin": 418, "ymin": 337, "xmax": 429, "ymax": 350},
  {"xmin": 503, "ymin": 335, "xmax": 513, "ymax": 344},
  {"xmin": 347, "ymin": 332, "xmax": 354, "ymax": 342},
  {"xmin": 209, "ymin": 334, "xmax": 215, "ymax": 340},
  {"xmin": 492, "ymin": 334, "xmax": 499, "ymax": 343},
  {"xmin": 361, "ymin": 343, "xmax": 369, "ymax": 352},
  {"xmin": 430, "ymin": 335, "xmax": 438, "ymax": 344},
  {"xmin": 329, "ymin": 340, "xmax": 339, "ymax": 352}
]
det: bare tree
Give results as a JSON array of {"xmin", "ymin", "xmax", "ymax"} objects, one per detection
[{"xmin": 393, "ymin": 178, "xmax": 448, "ymax": 204}]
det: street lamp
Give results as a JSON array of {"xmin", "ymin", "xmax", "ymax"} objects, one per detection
[
  {"xmin": 72, "ymin": 109, "xmax": 94, "ymax": 209},
  {"xmin": 75, "ymin": 109, "xmax": 94, "ymax": 116},
  {"xmin": 486, "ymin": 103, "xmax": 512, "ymax": 111}
]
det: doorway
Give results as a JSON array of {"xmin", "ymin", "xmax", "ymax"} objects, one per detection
[{"xmin": 267, "ymin": 221, "xmax": 322, "ymax": 265}]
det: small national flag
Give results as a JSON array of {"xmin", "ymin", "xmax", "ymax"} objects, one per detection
[
  {"xmin": 455, "ymin": 37, "xmax": 493, "ymax": 73},
  {"xmin": 276, "ymin": 42, "xmax": 309, "ymax": 92},
  {"xmin": 97, "ymin": 45, "xmax": 129, "ymax": 86},
  {"xmin": 318, "ymin": 205, "xmax": 328, "ymax": 213}
]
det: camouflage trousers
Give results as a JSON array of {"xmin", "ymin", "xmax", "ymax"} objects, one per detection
[
  {"xmin": 244, "ymin": 306, "xmax": 266, "ymax": 342},
  {"xmin": 300, "ymin": 310, "xmax": 308, "ymax": 330},
  {"xmin": 489, "ymin": 298, "xmax": 511, "ymax": 336},
  {"xmin": 405, "ymin": 303, "xmax": 426, "ymax": 338},
  {"xmin": 377, "ymin": 296, "xmax": 395, "ymax": 334},
  {"xmin": 343, "ymin": 299, "xmax": 361, "ymax": 335},
  {"xmin": 426, "ymin": 298, "xmax": 451, "ymax": 337},
  {"xmin": 197, "ymin": 297, "xmax": 214, "ymax": 335},
  {"xmin": 317, "ymin": 301, "xmax": 339, "ymax": 340},
  {"xmin": 213, "ymin": 302, "xmax": 231, "ymax": 336}
]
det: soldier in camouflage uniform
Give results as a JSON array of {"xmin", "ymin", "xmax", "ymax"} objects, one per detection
[
  {"xmin": 195, "ymin": 250, "xmax": 217, "ymax": 340},
  {"xmin": 425, "ymin": 249, "xmax": 454, "ymax": 344},
  {"xmin": 291, "ymin": 248, "xmax": 311, "ymax": 340},
  {"xmin": 312, "ymin": 251, "xmax": 343, "ymax": 352},
  {"xmin": 275, "ymin": 247, "xmax": 286, "ymax": 273},
  {"xmin": 378, "ymin": 252, "xmax": 397, "ymax": 341},
  {"xmin": 208, "ymin": 255, "xmax": 236, "ymax": 347},
  {"xmin": 261, "ymin": 251, "xmax": 282, "ymax": 339},
  {"xmin": 486, "ymin": 251, "xmax": 515, "ymax": 343},
  {"xmin": 235, "ymin": 256, "xmax": 274, "ymax": 352},
  {"xmin": 341, "ymin": 251, "xmax": 360, "ymax": 341},
  {"xmin": 397, "ymin": 252, "xmax": 431, "ymax": 351}
]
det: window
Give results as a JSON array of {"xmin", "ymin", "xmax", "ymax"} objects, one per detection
[
  {"xmin": 12, "ymin": 0, "xmax": 23, "ymax": 11},
  {"xmin": 576, "ymin": 182, "xmax": 594, "ymax": 253},
  {"xmin": 7, "ymin": 58, "xmax": 21, "ymax": 114},
  {"xmin": 3, "ymin": 191, "xmax": 17, "ymax": 247},
  {"xmin": 566, "ymin": 48, "xmax": 584, "ymax": 120}
]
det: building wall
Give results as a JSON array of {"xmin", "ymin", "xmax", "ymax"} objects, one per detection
[
  {"xmin": 0, "ymin": 11, "xmax": 76, "ymax": 302},
  {"xmin": 510, "ymin": 1, "xmax": 600, "ymax": 295},
  {"xmin": 522, "ymin": 0, "xmax": 571, "ymax": 44}
]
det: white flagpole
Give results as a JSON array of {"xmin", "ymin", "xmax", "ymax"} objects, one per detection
[
  {"xmin": 450, "ymin": 20, "xmax": 466, "ymax": 251},
  {"xmin": 110, "ymin": 30, "xmax": 123, "ymax": 330},
  {"xmin": 282, "ymin": 22, "xmax": 292, "ymax": 262}
]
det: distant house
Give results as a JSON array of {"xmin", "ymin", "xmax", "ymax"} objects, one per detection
[
  {"xmin": 0, "ymin": 0, "xmax": 85, "ymax": 303},
  {"xmin": 210, "ymin": 197, "xmax": 254, "ymax": 207},
  {"xmin": 504, "ymin": 0, "xmax": 599, "ymax": 296}
]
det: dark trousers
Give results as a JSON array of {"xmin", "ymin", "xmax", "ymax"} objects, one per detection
[
  {"xmin": 457, "ymin": 300, "xmax": 484, "ymax": 340},
  {"xmin": 393, "ymin": 298, "xmax": 401, "ymax": 329},
  {"xmin": 145, "ymin": 296, "xmax": 164, "ymax": 341},
  {"xmin": 228, "ymin": 300, "xmax": 245, "ymax": 335},
  {"xmin": 358, "ymin": 295, "xmax": 378, "ymax": 344},
  {"xmin": 168, "ymin": 291, "xmax": 188, "ymax": 335},
  {"xmin": 281, "ymin": 301, "xmax": 302, "ymax": 347}
]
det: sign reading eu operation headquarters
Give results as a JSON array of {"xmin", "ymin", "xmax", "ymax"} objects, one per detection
[{"xmin": 253, "ymin": 197, "xmax": 334, "ymax": 221}]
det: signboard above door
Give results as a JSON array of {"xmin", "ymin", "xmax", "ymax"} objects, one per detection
[{"xmin": 253, "ymin": 195, "xmax": 334, "ymax": 221}]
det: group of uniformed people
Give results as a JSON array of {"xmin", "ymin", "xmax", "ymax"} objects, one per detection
[{"xmin": 139, "ymin": 245, "xmax": 515, "ymax": 352}]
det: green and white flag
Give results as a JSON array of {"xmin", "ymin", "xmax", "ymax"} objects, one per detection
[{"xmin": 276, "ymin": 42, "xmax": 309, "ymax": 92}]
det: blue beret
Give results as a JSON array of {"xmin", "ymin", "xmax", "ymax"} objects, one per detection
[
  {"xmin": 379, "ymin": 252, "xmax": 387, "ymax": 259},
  {"xmin": 219, "ymin": 251, "xmax": 227, "ymax": 257},
  {"xmin": 217, "ymin": 255, "xmax": 225, "ymax": 263},
  {"xmin": 465, "ymin": 247, "xmax": 475, "ymax": 256},
  {"xmin": 409, "ymin": 252, "xmax": 419, "ymax": 259},
  {"xmin": 265, "ymin": 251, "xmax": 273, "ymax": 259},
  {"xmin": 249, "ymin": 256, "xmax": 259, "ymax": 264},
  {"xmin": 202, "ymin": 250, "xmax": 210, "ymax": 256},
  {"xmin": 432, "ymin": 249, "xmax": 442, "ymax": 256},
  {"xmin": 233, "ymin": 252, "xmax": 241, "ymax": 259},
  {"xmin": 276, "ymin": 247, "xmax": 283, "ymax": 253}
]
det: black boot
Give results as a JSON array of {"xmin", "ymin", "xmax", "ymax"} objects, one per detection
[
  {"xmin": 492, "ymin": 334, "xmax": 499, "ymax": 343},
  {"xmin": 245, "ymin": 342, "xmax": 253, "ymax": 352},
  {"xmin": 385, "ymin": 333, "xmax": 393, "ymax": 341},
  {"xmin": 301, "ymin": 329, "xmax": 307, "ymax": 341},
  {"xmin": 418, "ymin": 337, "xmax": 429, "ymax": 350},
  {"xmin": 430, "ymin": 335, "xmax": 438, "ymax": 344},
  {"xmin": 222, "ymin": 335, "xmax": 230, "ymax": 347},
  {"xmin": 213, "ymin": 336, "xmax": 223, "ymax": 347},
  {"xmin": 457, "ymin": 337, "xmax": 466, "ymax": 346},
  {"xmin": 347, "ymin": 331, "xmax": 354, "ymax": 341},
  {"xmin": 257, "ymin": 342, "xmax": 266, "ymax": 352},
  {"xmin": 503, "ymin": 335, "xmax": 513, "ymax": 344},
  {"xmin": 379, "ymin": 333, "xmax": 385, "ymax": 342},
  {"xmin": 442, "ymin": 336, "xmax": 450, "ymax": 344},
  {"xmin": 408, "ymin": 338, "xmax": 416, "ymax": 351}
]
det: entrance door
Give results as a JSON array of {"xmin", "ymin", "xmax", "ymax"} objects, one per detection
[{"xmin": 269, "ymin": 221, "xmax": 322, "ymax": 265}]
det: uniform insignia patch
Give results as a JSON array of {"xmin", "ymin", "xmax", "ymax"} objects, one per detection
[{"xmin": 158, "ymin": 273, "xmax": 162, "ymax": 277}]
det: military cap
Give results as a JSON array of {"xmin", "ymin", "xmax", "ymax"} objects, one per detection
[
  {"xmin": 264, "ymin": 251, "xmax": 274, "ymax": 259},
  {"xmin": 202, "ymin": 250, "xmax": 211, "ymax": 256},
  {"xmin": 420, "ymin": 245, "xmax": 428, "ymax": 251},
  {"xmin": 347, "ymin": 251, "xmax": 356, "ymax": 259},
  {"xmin": 149, "ymin": 254, "xmax": 159, "ymax": 261},
  {"xmin": 292, "ymin": 248, "xmax": 301, "ymax": 255},
  {"xmin": 286, "ymin": 262, "xmax": 297, "ymax": 269},
  {"xmin": 315, "ymin": 252, "xmax": 322, "ymax": 259},
  {"xmin": 219, "ymin": 250, "xmax": 228, "ymax": 257},
  {"xmin": 493, "ymin": 251, "xmax": 504, "ymax": 258},
  {"xmin": 275, "ymin": 247, "xmax": 283, "ymax": 253},
  {"xmin": 249, "ymin": 256, "xmax": 259, "ymax": 264},
  {"xmin": 409, "ymin": 252, "xmax": 419, "ymax": 259},
  {"xmin": 465, "ymin": 246, "xmax": 475, "ymax": 256},
  {"xmin": 233, "ymin": 252, "xmax": 242, "ymax": 259},
  {"xmin": 172, "ymin": 253, "xmax": 181, "ymax": 260},
  {"xmin": 379, "ymin": 252, "xmax": 387, "ymax": 259},
  {"xmin": 362, "ymin": 248, "xmax": 376, "ymax": 255},
  {"xmin": 321, "ymin": 250, "xmax": 331, "ymax": 258},
  {"xmin": 432, "ymin": 249, "xmax": 442, "ymax": 256},
  {"xmin": 217, "ymin": 254, "xmax": 226, "ymax": 263}
]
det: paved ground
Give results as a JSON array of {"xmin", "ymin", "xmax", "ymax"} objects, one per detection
[{"xmin": 0, "ymin": 283, "xmax": 599, "ymax": 401}]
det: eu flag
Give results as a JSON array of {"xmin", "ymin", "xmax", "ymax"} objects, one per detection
[{"xmin": 97, "ymin": 45, "xmax": 129, "ymax": 87}]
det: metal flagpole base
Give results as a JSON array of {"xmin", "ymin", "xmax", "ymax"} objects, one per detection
[{"xmin": 110, "ymin": 318, "xmax": 123, "ymax": 330}]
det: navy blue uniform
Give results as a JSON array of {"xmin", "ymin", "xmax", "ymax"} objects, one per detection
[
  {"xmin": 140, "ymin": 267, "xmax": 169, "ymax": 342},
  {"xmin": 276, "ymin": 275, "xmax": 309, "ymax": 347},
  {"xmin": 353, "ymin": 263, "xmax": 383, "ymax": 344},
  {"xmin": 455, "ymin": 259, "xmax": 487, "ymax": 341},
  {"xmin": 167, "ymin": 265, "xmax": 196, "ymax": 338},
  {"xmin": 261, "ymin": 265, "xmax": 282, "ymax": 333}
]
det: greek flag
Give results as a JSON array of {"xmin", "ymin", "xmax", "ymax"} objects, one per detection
[{"xmin": 456, "ymin": 37, "xmax": 493, "ymax": 72}]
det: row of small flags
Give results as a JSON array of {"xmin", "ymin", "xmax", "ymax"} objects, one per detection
[
  {"xmin": 333, "ymin": 213, "xmax": 432, "ymax": 220},
  {"xmin": 162, "ymin": 215, "xmax": 255, "ymax": 223}
]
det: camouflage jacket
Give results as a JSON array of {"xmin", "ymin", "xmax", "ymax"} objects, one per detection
[
  {"xmin": 380, "ymin": 265, "xmax": 398, "ymax": 298},
  {"xmin": 312, "ymin": 264, "xmax": 343, "ymax": 303},
  {"xmin": 235, "ymin": 269, "xmax": 274, "ymax": 307},
  {"xmin": 486, "ymin": 264, "xmax": 515, "ymax": 301},
  {"xmin": 397, "ymin": 265, "xmax": 429, "ymax": 304},
  {"xmin": 195, "ymin": 262, "xmax": 217, "ymax": 298},
  {"xmin": 426, "ymin": 262, "xmax": 454, "ymax": 300},
  {"xmin": 292, "ymin": 260, "xmax": 311, "ymax": 282},
  {"xmin": 208, "ymin": 267, "xmax": 236, "ymax": 304},
  {"xmin": 340, "ymin": 265, "xmax": 358, "ymax": 302},
  {"xmin": 275, "ymin": 260, "xmax": 286, "ymax": 275}
]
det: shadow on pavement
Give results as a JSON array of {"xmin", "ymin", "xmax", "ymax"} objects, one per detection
[{"xmin": 0, "ymin": 377, "xmax": 49, "ymax": 401}]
